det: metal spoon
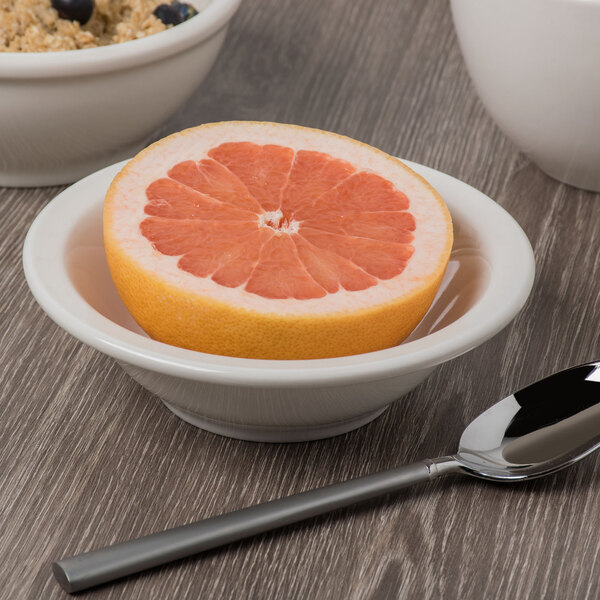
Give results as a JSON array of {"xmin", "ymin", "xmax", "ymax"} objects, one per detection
[{"xmin": 53, "ymin": 360, "xmax": 600, "ymax": 594}]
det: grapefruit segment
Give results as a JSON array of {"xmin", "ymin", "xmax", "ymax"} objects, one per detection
[
  {"xmin": 168, "ymin": 159, "xmax": 263, "ymax": 213},
  {"xmin": 245, "ymin": 235, "xmax": 327, "ymax": 300},
  {"xmin": 145, "ymin": 178, "xmax": 256, "ymax": 221},
  {"xmin": 104, "ymin": 121, "xmax": 453, "ymax": 359},
  {"xmin": 299, "ymin": 227, "xmax": 413, "ymax": 280},
  {"xmin": 280, "ymin": 150, "xmax": 357, "ymax": 219},
  {"xmin": 300, "ymin": 211, "xmax": 415, "ymax": 243},
  {"xmin": 140, "ymin": 218, "xmax": 254, "ymax": 258},
  {"xmin": 208, "ymin": 142, "xmax": 294, "ymax": 211},
  {"xmin": 211, "ymin": 229, "xmax": 274, "ymax": 289},
  {"xmin": 291, "ymin": 171, "xmax": 410, "ymax": 220},
  {"xmin": 292, "ymin": 235, "xmax": 377, "ymax": 293}
]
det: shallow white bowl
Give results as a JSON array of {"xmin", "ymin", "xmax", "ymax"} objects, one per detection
[
  {"xmin": 23, "ymin": 159, "xmax": 535, "ymax": 442},
  {"xmin": 0, "ymin": 0, "xmax": 241, "ymax": 187}
]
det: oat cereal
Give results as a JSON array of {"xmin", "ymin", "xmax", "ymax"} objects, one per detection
[{"xmin": 0, "ymin": 0, "xmax": 187, "ymax": 52}]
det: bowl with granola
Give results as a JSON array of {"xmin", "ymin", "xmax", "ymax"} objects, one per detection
[{"xmin": 0, "ymin": 0, "xmax": 241, "ymax": 186}]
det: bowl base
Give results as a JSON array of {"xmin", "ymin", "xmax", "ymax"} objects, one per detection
[
  {"xmin": 532, "ymin": 158, "xmax": 600, "ymax": 193},
  {"xmin": 161, "ymin": 400, "xmax": 390, "ymax": 443}
]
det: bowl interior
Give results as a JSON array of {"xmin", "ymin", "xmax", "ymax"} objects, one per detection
[{"xmin": 66, "ymin": 199, "xmax": 490, "ymax": 345}]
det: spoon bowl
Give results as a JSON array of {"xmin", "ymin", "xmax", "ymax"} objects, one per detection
[{"xmin": 456, "ymin": 362, "xmax": 600, "ymax": 481}]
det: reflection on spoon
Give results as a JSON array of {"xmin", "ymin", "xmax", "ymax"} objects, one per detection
[{"xmin": 503, "ymin": 364, "xmax": 600, "ymax": 464}]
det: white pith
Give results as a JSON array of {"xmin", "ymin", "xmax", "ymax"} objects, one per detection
[
  {"xmin": 107, "ymin": 121, "xmax": 451, "ymax": 316},
  {"xmin": 257, "ymin": 210, "xmax": 300, "ymax": 235}
]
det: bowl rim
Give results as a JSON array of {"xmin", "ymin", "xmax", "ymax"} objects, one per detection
[
  {"xmin": 0, "ymin": 0, "xmax": 242, "ymax": 78},
  {"xmin": 23, "ymin": 158, "xmax": 535, "ymax": 388}
]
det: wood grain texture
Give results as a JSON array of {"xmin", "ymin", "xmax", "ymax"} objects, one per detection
[{"xmin": 1, "ymin": 0, "xmax": 599, "ymax": 598}]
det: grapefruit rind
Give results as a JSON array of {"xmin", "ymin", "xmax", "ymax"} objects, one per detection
[{"xmin": 104, "ymin": 121, "xmax": 452, "ymax": 359}]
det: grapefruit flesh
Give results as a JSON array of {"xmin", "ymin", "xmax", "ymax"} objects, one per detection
[{"xmin": 104, "ymin": 122, "xmax": 453, "ymax": 359}]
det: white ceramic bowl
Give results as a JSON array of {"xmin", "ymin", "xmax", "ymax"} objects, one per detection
[
  {"xmin": 0, "ymin": 0, "xmax": 241, "ymax": 187},
  {"xmin": 23, "ymin": 159, "xmax": 535, "ymax": 442},
  {"xmin": 451, "ymin": 0, "xmax": 600, "ymax": 192}
]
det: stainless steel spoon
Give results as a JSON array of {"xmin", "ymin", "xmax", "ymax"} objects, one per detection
[{"xmin": 53, "ymin": 360, "xmax": 600, "ymax": 594}]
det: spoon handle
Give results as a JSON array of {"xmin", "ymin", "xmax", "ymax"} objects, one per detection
[{"xmin": 53, "ymin": 457, "xmax": 460, "ymax": 593}]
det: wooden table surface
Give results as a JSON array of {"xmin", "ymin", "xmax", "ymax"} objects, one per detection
[{"xmin": 2, "ymin": 1, "xmax": 600, "ymax": 598}]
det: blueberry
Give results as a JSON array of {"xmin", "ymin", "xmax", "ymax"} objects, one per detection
[
  {"xmin": 51, "ymin": 0, "xmax": 94, "ymax": 25},
  {"xmin": 153, "ymin": 4, "xmax": 184, "ymax": 25},
  {"xmin": 154, "ymin": 2, "xmax": 198, "ymax": 26},
  {"xmin": 171, "ymin": 2, "xmax": 198, "ymax": 21}
]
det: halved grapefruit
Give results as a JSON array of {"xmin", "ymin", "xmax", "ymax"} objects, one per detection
[{"xmin": 103, "ymin": 122, "xmax": 453, "ymax": 359}]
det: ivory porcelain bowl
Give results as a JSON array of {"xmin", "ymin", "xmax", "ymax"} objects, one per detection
[
  {"xmin": 23, "ymin": 159, "xmax": 535, "ymax": 442},
  {"xmin": 451, "ymin": 0, "xmax": 600, "ymax": 192},
  {"xmin": 0, "ymin": 0, "xmax": 241, "ymax": 187}
]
